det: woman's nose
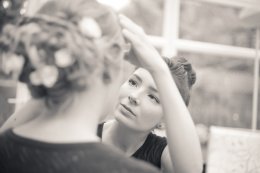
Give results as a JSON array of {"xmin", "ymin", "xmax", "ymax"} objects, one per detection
[{"xmin": 128, "ymin": 95, "xmax": 140, "ymax": 105}]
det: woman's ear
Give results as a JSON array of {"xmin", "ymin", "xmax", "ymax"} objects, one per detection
[{"xmin": 154, "ymin": 121, "xmax": 167, "ymax": 137}]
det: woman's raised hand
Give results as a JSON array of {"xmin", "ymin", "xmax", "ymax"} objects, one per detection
[{"xmin": 119, "ymin": 15, "xmax": 167, "ymax": 72}]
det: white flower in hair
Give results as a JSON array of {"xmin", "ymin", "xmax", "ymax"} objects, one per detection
[
  {"xmin": 55, "ymin": 49, "xmax": 75, "ymax": 68},
  {"xmin": 29, "ymin": 71, "xmax": 41, "ymax": 86},
  {"xmin": 3, "ymin": 54, "xmax": 24, "ymax": 76},
  {"xmin": 40, "ymin": 65, "xmax": 59, "ymax": 88},
  {"xmin": 29, "ymin": 65, "xmax": 59, "ymax": 88},
  {"xmin": 78, "ymin": 17, "xmax": 102, "ymax": 38}
]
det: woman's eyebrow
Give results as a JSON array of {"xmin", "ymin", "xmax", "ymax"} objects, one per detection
[
  {"xmin": 148, "ymin": 86, "xmax": 158, "ymax": 93},
  {"xmin": 133, "ymin": 74, "xmax": 142, "ymax": 82}
]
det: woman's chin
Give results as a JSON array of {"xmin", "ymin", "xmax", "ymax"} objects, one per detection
[{"xmin": 114, "ymin": 111, "xmax": 141, "ymax": 131}]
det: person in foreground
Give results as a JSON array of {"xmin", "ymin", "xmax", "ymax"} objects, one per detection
[
  {"xmin": 0, "ymin": 0, "xmax": 160, "ymax": 172},
  {"xmin": 98, "ymin": 16, "xmax": 203, "ymax": 173}
]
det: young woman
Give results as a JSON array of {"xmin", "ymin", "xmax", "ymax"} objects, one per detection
[
  {"xmin": 99, "ymin": 56, "xmax": 199, "ymax": 172},
  {"xmin": 0, "ymin": 1, "xmax": 159, "ymax": 173},
  {"xmin": 97, "ymin": 16, "xmax": 203, "ymax": 173}
]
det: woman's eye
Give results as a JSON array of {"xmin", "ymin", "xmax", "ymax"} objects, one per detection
[
  {"xmin": 148, "ymin": 94, "xmax": 160, "ymax": 104},
  {"xmin": 128, "ymin": 79, "xmax": 138, "ymax": 87}
]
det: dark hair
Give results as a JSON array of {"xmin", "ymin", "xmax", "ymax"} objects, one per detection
[
  {"xmin": 163, "ymin": 57, "xmax": 196, "ymax": 106},
  {"xmin": 0, "ymin": 0, "xmax": 125, "ymax": 109}
]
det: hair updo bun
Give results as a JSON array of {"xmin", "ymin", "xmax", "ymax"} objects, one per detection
[
  {"xmin": 163, "ymin": 56, "xmax": 196, "ymax": 106},
  {"xmin": 175, "ymin": 57, "xmax": 196, "ymax": 88},
  {"xmin": 0, "ymin": 0, "xmax": 126, "ymax": 109}
]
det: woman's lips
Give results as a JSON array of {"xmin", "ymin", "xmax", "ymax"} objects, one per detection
[{"xmin": 120, "ymin": 103, "xmax": 136, "ymax": 117}]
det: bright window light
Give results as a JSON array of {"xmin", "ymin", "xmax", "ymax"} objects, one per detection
[{"xmin": 97, "ymin": 0, "xmax": 130, "ymax": 11}]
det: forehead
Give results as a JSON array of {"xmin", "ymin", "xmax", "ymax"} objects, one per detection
[{"xmin": 133, "ymin": 68, "xmax": 157, "ymax": 89}]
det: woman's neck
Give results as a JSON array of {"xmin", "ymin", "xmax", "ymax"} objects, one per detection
[
  {"xmin": 13, "ymin": 93, "xmax": 105, "ymax": 143},
  {"xmin": 104, "ymin": 120, "xmax": 149, "ymax": 156}
]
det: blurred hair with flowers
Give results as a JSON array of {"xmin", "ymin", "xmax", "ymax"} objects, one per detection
[{"xmin": 0, "ymin": 0, "xmax": 126, "ymax": 109}]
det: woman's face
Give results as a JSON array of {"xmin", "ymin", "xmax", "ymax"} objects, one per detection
[{"xmin": 114, "ymin": 68, "xmax": 163, "ymax": 132}]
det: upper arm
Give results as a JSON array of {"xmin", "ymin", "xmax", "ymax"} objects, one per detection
[
  {"xmin": 161, "ymin": 146, "xmax": 174, "ymax": 173},
  {"xmin": 152, "ymin": 69, "xmax": 203, "ymax": 173}
]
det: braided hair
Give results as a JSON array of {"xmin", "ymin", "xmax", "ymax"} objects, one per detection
[
  {"xmin": 0, "ymin": 0, "xmax": 126, "ymax": 109},
  {"xmin": 163, "ymin": 57, "xmax": 196, "ymax": 106}
]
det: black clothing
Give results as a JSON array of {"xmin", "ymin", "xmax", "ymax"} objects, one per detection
[
  {"xmin": 0, "ymin": 129, "xmax": 160, "ymax": 173},
  {"xmin": 97, "ymin": 123, "xmax": 167, "ymax": 168}
]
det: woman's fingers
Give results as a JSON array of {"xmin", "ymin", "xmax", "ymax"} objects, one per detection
[
  {"xmin": 119, "ymin": 15, "xmax": 145, "ymax": 36},
  {"xmin": 122, "ymin": 29, "xmax": 139, "ymax": 46},
  {"xmin": 122, "ymin": 29, "xmax": 144, "ymax": 66},
  {"xmin": 119, "ymin": 15, "xmax": 162, "ymax": 69}
]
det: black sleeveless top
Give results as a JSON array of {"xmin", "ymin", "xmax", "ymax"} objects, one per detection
[{"xmin": 97, "ymin": 123, "xmax": 167, "ymax": 168}]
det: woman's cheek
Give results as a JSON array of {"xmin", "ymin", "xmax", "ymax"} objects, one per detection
[{"xmin": 118, "ymin": 85, "xmax": 129, "ymax": 99}]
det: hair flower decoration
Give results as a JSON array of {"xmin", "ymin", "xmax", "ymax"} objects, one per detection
[
  {"xmin": 78, "ymin": 17, "xmax": 102, "ymax": 38},
  {"xmin": 29, "ymin": 65, "xmax": 59, "ymax": 88},
  {"xmin": 29, "ymin": 71, "xmax": 42, "ymax": 86},
  {"xmin": 54, "ymin": 49, "xmax": 75, "ymax": 68},
  {"xmin": 2, "ymin": 53, "xmax": 25, "ymax": 77}
]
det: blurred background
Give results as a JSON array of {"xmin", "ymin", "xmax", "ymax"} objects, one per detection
[{"xmin": 1, "ymin": 0, "xmax": 260, "ymax": 172}]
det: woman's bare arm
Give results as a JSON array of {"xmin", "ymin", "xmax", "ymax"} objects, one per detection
[{"xmin": 153, "ymin": 67, "xmax": 202, "ymax": 173}]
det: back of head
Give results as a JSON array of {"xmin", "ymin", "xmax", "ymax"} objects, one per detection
[
  {"xmin": 0, "ymin": 0, "xmax": 126, "ymax": 109},
  {"xmin": 163, "ymin": 57, "xmax": 196, "ymax": 106}
]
